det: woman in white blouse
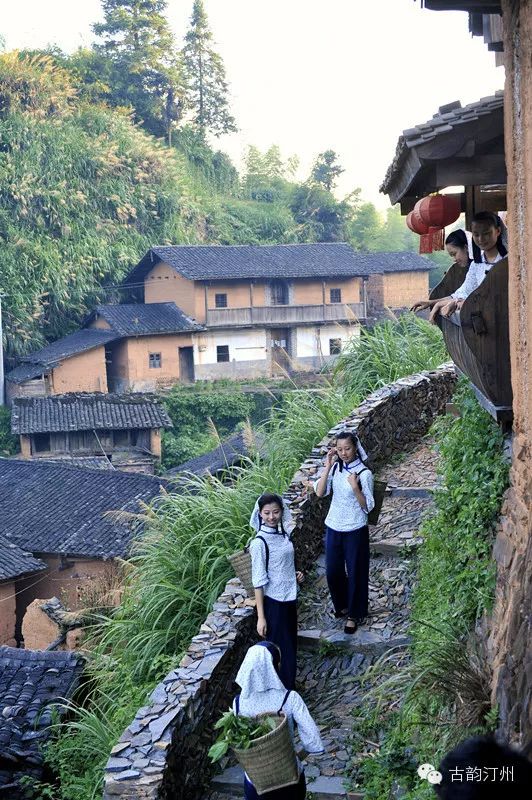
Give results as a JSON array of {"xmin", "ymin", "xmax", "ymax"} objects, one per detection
[
  {"xmin": 428, "ymin": 212, "xmax": 508, "ymax": 322},
  {"xmin": 314, "ymin": 431, "xmax": 374, "ymax": 635},
  {"xmin": 233, "ymin": 642, "xmax": 324, "ymax": 800},
  {"xmin": 249, "ymin": 493, "xmax": 303, "ymax": 690}
]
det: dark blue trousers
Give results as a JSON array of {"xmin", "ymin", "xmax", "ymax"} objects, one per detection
[
  {"xmin": 325, "ymin": 525, "xmax": 369, "ymax": 619},
  {"xmin": 263, "ymin": 595, "xmax": 297, "ymax": 690},
  {"xmin": 244, "ymin": 771, "xmax": 306, "ymax": 799}
]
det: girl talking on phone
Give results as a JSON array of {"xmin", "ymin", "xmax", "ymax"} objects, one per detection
[{"xmin": 314, "ymin": 431, "xmax": 374, "ymax": 634}]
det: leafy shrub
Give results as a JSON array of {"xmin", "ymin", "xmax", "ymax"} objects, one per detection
[
  {"xmin": 0, "ymin": 406, "xmax": 19, "ymax": 455},
  {"xmin": 160, "ymin": 385, "xmax": 256, "ymax": 468}
]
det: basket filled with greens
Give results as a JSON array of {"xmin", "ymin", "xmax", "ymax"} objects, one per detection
[{"xmin": 209, "ymin": 709, "xmax": 299, "ymax": 793}]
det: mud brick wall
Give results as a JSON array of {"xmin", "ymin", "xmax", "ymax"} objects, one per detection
[
  {"xmin": 102, "ymin": 365, "xmax": 456, "ymax": 800},
  {"xmin": 488, "ymin": 0, "xmax": 532, "ymax": 748}
]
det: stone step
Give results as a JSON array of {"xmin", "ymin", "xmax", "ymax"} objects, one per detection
[
  {"xmin": 370, "ymin": 537, "xmax": 423, "ymax": 556},
  {"xmin": 386, "ymin": 485, "xmax": 436, "ymax": 498},
  {"xmin": 210, "ymin": 766, "xmax": 356, "ymax": 799},
  {"xmin": 298, "ymin": 628, "xmax": 409, "ymax": 656}
]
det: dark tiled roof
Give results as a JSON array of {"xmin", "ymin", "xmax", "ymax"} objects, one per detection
[
  {"xmin": 0, "ymin": 459, "xmax": 167, "ymax": 558},
  {"xmin": 90, "ymin": 303, "xmax": 202, "ymax": 335},
  {"xmin": 6, "ymin": 329, "xmax": 118, "ymax": 384},
  {"xmin": 0, "ymin": 647, "xmax": 84, "ymax": 783},
  {"xmin": 166, "ymin": 432, "xmax": 250, "ymax": 477},
  {"xmin": 130, "ymin": 244, "xmax": 432, "ymax": 282},
  {"xmin": 11, "ymin": 393, "xmax": 173, "ymax": 434},
  {"xmin": 380, "ymin": 92, "xmax": 504, "ymax": 194},
  {"xmin": 4, "ymin": 363, "xmax": 46, "ymax": 384},
  {"xmin": 0, "ymin": 538, "xmax": 46, "ymax": 581}
]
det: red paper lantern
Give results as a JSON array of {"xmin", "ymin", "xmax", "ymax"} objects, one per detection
[
  {"xmin": 418, "ymin": 195, "xmax": 460, "ymax": 229},
  {"xmin": 406, "ymin": 208, "xmax": 430, "ymax": 235}
]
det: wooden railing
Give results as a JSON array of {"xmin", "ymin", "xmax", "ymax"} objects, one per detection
[
  {"xmin": 430, "ymin": 258, "xmax": 512, "ymax": 424},
  {"xmin": 205, "ymin": 302, "xmax": 365, "ymax": 327}
]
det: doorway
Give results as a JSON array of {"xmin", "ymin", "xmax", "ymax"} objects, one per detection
[
  {"xmin": 179, "ymin": 347, "xmax": 195, "ymax": 383},
  {"xmin": 270, "ymin": 329, "xmax": 291, "ymax": 376}
]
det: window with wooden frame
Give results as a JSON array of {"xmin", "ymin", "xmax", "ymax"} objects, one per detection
[
  {"xmin": 270, "ymin": 280, "xmax": 289, "ymax": 305},
  {"xmin": 330, "ymin": 288, "xmax": 342, "ymax": 303},
  {"xmin": 215, "ymin": 293, "xmax": 228, "ymax": 308},
  {"xmin": 329, "ymin": 338, "xmax": 342, "ymax": 355},
  {"xmin": 149, "ymin": 352, "xmax": 162, "ymax": 369},
  {"xmin": 216, "ymin": 345, "xmax": 230, "ymax": 363}
]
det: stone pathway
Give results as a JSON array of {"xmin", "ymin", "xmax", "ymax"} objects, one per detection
[{"xmin": 206, "ymin": 436, "xmax": 438, "ymax": 800}]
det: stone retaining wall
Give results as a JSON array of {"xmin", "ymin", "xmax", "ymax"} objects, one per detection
[{"xmin": 103, "ymin": 365, "xmax": 456, "ymax": 800}]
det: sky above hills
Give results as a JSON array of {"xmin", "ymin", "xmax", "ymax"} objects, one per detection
[{"xmin": 2, "ymin": 0, "xmax": 504, "ymax": 207}]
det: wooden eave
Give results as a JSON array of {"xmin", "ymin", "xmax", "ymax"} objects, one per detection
[
  {"xmin": 385, "ymin": 109, "xmax": 505, "ymax": 206},
  {"xmin": 422, "ymin": 1, "xmax": 501, "ymax": 11}
]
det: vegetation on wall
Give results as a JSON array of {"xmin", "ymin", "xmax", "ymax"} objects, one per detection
[
  {"xmin": 0, "ymin": 406, "xmax": 19, "ymax": 455},
  {"xmin": 160, "ymin": 384, "xmax": 256, "ymax": 468},
  {"xmin": 36, "ymin": 317, "xmax": 444, "ymax": 800},
  {"xmin": 347, "ymin": 385, "xmax": 509, "ymax": 800}
]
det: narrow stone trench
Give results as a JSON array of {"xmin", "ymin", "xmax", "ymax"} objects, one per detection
[{"xmin": 206, "ymin": 437, "xmax": 439, "ymax": 800}]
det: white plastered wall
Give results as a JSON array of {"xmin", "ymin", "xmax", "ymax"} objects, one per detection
[
  {"xmin": 193, "ymin": 328, "xmax": 268, "ymax": 365},
  {"xmin": 293, "ymin": 323, "xmax": 360, "ymax": 363}
]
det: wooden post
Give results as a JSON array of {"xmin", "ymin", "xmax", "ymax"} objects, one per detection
[
  {"xmin": 250, "ymin": 281, "xmax": 254, "ymax": 324},
  {"xmin": 322, "ymin": 281, "xmax": 326, "ymax": 321},
  {"xmin": 204, "ymin": 283, "xmax": 208, "ymax": 324}
]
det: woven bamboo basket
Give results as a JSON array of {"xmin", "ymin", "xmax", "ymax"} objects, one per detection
[
  {"xmin": 233, "ymin": 713, "xmax": 299, "ymax": 794},
  {"xmin": 227, "ymin": 548, "xmax": 254, "ymax": 596}
]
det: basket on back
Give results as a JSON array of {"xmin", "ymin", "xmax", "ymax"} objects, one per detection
[
  {"xmin": 232, "ymin": 712, "xmax": 299, "ymax": 794},
  {"xmin": 227, "ymin": 548, "xmax": 254, "ymax": 596},
  {"xmin": 368, "ymin": 479, "xmax": 387, "ymax": 526},
  {"xmin": 227, "ymin": 535, "xmax": 269, "ymax": 597}
]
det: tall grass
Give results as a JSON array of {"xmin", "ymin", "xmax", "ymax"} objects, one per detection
[
  {"xmin": 43, "ymin": 319, "xmax": 447, "ymax": 799},
  {"xmin": 334, "ymin": 313, "xmax": 447, "ymax": 399}
]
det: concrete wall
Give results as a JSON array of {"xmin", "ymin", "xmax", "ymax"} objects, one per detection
[
  {"xmin": 0, "ymin": 582, "xmax": 17, "ymax": 646},
  {"xmin": 50, "ymin": 347, "xmax": 108, "ymax": 394},
  {"xmin": 489, "ymin": 0, "xmax": 532, "ymax": 747},
  {"xmin": 102, "ymin": 365, "xmax": 456, "ymax": 800},
  {"xmin": 382, "ymin": 271, "xmax": 429, "ymax": 309}
]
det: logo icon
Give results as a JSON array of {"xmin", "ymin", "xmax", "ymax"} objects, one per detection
[{"xmin": 418, "ymin": 763, "xmax": 442, "ymax": 785}]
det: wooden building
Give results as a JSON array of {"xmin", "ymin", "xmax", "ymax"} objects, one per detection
[{"xmin": 11, "ymin": 393, "xmax": 172, "ymax": 473}]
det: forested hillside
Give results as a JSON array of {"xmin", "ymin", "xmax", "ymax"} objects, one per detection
[{"xmin": 0, "ymin": 0, "xmax": 421, "ymax": 357}]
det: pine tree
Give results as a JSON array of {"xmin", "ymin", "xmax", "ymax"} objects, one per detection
[
  {"xmin": 310, "ymin": 150, "xmax": 345, "ymax": 192},
  {"xmin": 182, "ymin": 0, "xmax": 237, "ymax": 136},
  {"xmin": 93, "ymin": 0, "xmax": 184, "ymax": 140}
]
